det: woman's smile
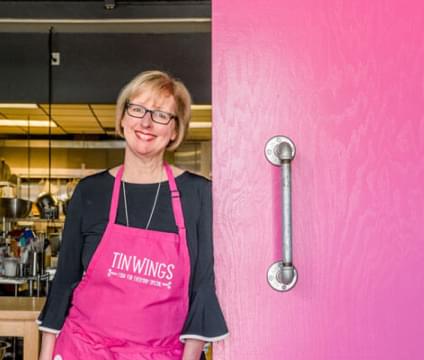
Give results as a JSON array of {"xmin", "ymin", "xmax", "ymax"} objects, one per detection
[{"xmin": 134, "ymin": 129, "xmax": 157, "ymax": 141}]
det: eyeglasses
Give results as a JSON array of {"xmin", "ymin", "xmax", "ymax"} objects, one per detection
[{"xmin": 125, "ymin": 102, "xmax": 176, "ymax": 125}]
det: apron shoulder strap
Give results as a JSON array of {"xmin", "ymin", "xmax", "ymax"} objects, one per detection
[
  {"xmin": 164, "ymin": 162, "xmax": 186, "ymax": 231},
  {"xmin": 109, "ymin": 163, "xmax": 185, "ymax": 231},
  {"xmin": 109, "ymin": 165, "xmax": 124, "ymax": 223}
]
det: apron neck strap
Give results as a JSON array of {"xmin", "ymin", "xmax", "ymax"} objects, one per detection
[
  {"xmin": 164, "ymin": 162, "xmax": 186, "ymax": 231},
  {"xmin": 109, "ymin": 163, "xmax": 185, "ymax": 231},
  {"xmin": 109, "ymin": 165, "xmax": 124, "ymax": 223}
]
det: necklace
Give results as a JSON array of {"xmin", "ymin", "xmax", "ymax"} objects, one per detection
[{"xmin": 122, "ymin": 170, "xmax": 162, "ymax": 229}]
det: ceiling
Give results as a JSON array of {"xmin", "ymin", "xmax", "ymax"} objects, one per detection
[
  {"xmin": 0, "ymin": 1, "xmax": 211, "ymax": 141},
  {"xmin": 0, "ymin": 104, "xmax": 211, "ymax": 140}
]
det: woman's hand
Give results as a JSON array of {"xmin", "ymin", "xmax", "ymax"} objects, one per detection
[
  {"xmin": 182, "ymin": 339, "xmax": 205, "ymax": 360},
  {"xmin": 39, "ymin": 332, "xmax": 56, "ymax": 360}
]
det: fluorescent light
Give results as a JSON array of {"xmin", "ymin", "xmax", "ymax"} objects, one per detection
[
  {"xmin": 189, "ymin": 122, "xmax": 211, "ymax": 129},
  {"xmin": 191, "ymin": 104, "xmax": 211, "ymax": 111},
  {"xmin": 0, "ymin": 119, "xmax": 57, "ymax": 127},
  {"xmin": 0, "ymin": 103, "xmax": 38, "ymax": 109}
]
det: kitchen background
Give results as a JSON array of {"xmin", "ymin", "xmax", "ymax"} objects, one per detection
[
  {"xmin": 0, "ymin": 1, "xmax": 212, "ymax": 358},
  {"xmin": 0, "ymin": 0, "xmax": 212, "ymax": 208}
]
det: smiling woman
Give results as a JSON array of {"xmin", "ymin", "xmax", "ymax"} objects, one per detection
[
  {"xmin": 122, "ymin": 92, "xmax": 178, "ymax": 161},
  {"xmin": 115, "ymin": 70, "xmax": 192, "ymax": 152},
  {"xmin": 37, "ymin": 70, "xmax": 228, "ymax": 360},
  {"xmin": 115, "ymin": 71, "xmax": 192, "ymax": 182}
]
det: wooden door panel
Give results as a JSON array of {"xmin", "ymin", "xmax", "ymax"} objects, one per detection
[{"xmin": 212, "ymin": 1, "xmax": 424, "ymax": 359}]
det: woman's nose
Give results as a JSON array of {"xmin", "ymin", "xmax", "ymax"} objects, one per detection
[{"xmin": 139, "ymin": 112, "xmax": 153, "ymax": 127}]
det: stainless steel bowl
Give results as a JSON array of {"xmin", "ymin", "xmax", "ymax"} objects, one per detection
[
  {"xmin": 0, "ymin": 198, "xmax": 32, "ymax": 218},
  {"xmin": 0, "ymin": 341, "xmax": 10, "ymax": 360}
]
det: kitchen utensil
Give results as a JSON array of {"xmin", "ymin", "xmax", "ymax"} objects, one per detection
[
  {"xmin": 0, "ymin": 160, "xmax": 11, "ymax": 182},
  {"xmin": 30, "ymin": 251, "xmax": 38, "ymax": 276},
  {"xmin": 19, "ymin": 262, "xmax": 25, "ymax": 277},
  {"xmin": 48, "ymin": 232, "xmax": 61, "ymax": 256},
  {"xmin": 62, "ymin": 198, "xmax": 70, "ymax": 216},
  {"xmin": 29, "ymin": 250, "xmax": 44, "ymax": 276},
  {"xmin": 4, "ymin": 257, "xmax": 18, "ymax": 277},
  {"xmin": 0, "ymin": 341, "xmax": 10, "ymax": 360},
  {"xmin": 36, "ymin": 193, "xmax": 58, "ymax": 219},
  {"xmin": 0, "ymin": 184, "xmax": 16, "ymax": 198},
  {"xmin": 0, "ymin": 198, "xmax": 32, "ymax": 218},
  {"xmin": 36, "ymin": 192, "xmax": 56, "ymax": 209}
]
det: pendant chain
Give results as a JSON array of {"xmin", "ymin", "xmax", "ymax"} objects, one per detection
[{"xmin": 122, "ymin": 170, "xmax": 162, "ymax": 229}]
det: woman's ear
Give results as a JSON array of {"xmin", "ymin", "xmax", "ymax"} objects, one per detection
[{"xmin": 170, "ymin": 121, "xmax": 178, "ymax": 141}]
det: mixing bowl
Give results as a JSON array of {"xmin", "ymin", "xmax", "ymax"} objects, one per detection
[{"xmin": 0, "ymin": 198, "xmax": 32, "ymax": 218}]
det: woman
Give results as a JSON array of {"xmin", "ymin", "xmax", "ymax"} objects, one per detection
[{"xmin": 38, "ymin": 70, "xmax": 228, "ymax": 360}]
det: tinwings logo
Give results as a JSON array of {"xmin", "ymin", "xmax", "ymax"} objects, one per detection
[{"xmin": 107, "ymin": 251, "xmax": 175, "ymax": 289}]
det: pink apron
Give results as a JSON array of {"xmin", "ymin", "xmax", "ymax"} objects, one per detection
[{"xmin": 53, "ymin": 164, "xmax": 190, "ymax": 360}]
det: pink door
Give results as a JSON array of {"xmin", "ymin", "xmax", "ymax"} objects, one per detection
[{"xmin": 212, "ymin": 1, "xmax": 424, "ymax": 359}]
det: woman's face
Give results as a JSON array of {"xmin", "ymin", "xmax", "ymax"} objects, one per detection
[{"xmin": 121, "ymin": 90, "xmax": 177, "ymax": 159}]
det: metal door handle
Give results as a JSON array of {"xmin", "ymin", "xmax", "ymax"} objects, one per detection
[{"xmin": 265, "ymin": 136, "xmax": 298, "ymax": 291}]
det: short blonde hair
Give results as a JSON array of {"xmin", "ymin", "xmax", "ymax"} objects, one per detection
[{"xmin": 115, "ymin": 70, "xmax": 192, "ymax": 151}]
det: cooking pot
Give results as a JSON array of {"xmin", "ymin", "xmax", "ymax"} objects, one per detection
[
  {"xmin": 3, "ymin": 257, "xmax": 18, "ymax": 277},
  {"xmin": 37, "ymin": 192, "xmax": 57, "ymax": 208},
  {"xmin": 36, "ymin": 193, "xmax": 59, "ymax": 219}
]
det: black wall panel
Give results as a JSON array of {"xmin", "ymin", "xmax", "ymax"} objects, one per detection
[
  {"xmin": 0, "ymin": 32, "xmax": 211, "ymax": 103},
  {"xmin": 0, "ymin": 33, "xmax": 49, "ymax": 101}
]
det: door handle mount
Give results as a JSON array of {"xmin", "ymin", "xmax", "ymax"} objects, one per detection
[{"xmin": 265, "ymin": 136, "xmax": 298, "ymax": 292}]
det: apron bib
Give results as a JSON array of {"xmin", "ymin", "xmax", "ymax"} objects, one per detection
[{"xmin": 53, "ymin": 163, "xmax": 190, "ymax": 360}]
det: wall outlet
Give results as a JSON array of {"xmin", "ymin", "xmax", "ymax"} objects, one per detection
[{"xmin": 51, "ymin": 52, "xmax": 61, "ymax": 66}]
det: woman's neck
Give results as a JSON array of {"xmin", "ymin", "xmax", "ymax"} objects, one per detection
[{"xmin": 123, "ymin": 150, "xmax": 165, "ymax": 184}]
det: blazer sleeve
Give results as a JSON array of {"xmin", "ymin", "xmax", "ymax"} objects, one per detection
[{"xmin": 180, "ymin": 180, "xmax": 229, "ymax": 343}]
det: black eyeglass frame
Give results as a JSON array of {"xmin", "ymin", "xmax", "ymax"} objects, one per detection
[{"xmin": 125, "ymin": 101, "xmax": 177, "ymax": 125}]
